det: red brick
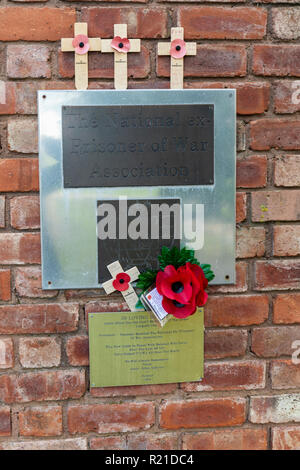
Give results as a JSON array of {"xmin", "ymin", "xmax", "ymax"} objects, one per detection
[
  {"xmin": 250, "ymin": 394, "xmax": 300, "ymax": 423},
  {"xmin": 274, "ymin": 81, "xmax": 300, "ymax": 114},
  {"xmin": 0, "ymin": 303, "xmax": 79, "ymax": 334},
  {"xmin": 0, "ymin": 407, "xmax": 11, "ymax": 437},
  {"xmin": 272, "ymin": 8, "xmax": 300, "ymax": 40},
  {"xmin": 273, "ymin": 294, "xmax": 300, "ymax": 324},
  {"xmin": 0, "ymin": 233, "xmax": 40, "ymax": 265},
  {"xmin": 0, "ymin": 159, "xmax": 39, "ymax": 192},
  {"xmin": 178, "ymin": 7, "xmax": 267, "ymax": 39},
  {"xmin": 160, "ymin": 398, "xmax": 246, "ymax": 429},
  {"xmin": 0, "ymin": 196, "xmax": 4, "ymax": 228},
  {"xmin": 0, "ymin": 7, "xmax": 76, "ymax": 41},
  {"xmin": 68, "ymin": 403, "xmax": 155, "ymax": 434},
  {"xmin": 237, "ymin": 155, "xmax": 267, "ymax": 188},
  {"xmin": 0, "ymin": 270, "xmax": 11, "ymax": 302},
  {"xmin": 182, "ymin": 428, "xmax": 268, "ymax": 450},
  {"xmin": 252, "ymin": 190, "xmax": 300, "ymax": 222},
  {"xmin": 157, "ymin": 45, "xmax": 247, "ymax": 78},
  {"xmin": 271, "ymin": 360, "xmax": 300, "ymax": 390},
  {"xmin": 236, "ymin": 226, "xmax": 265, "ymax": 258},
  {"xmin": 85, "ymin": 300, "xmax": 129, "ymax": 315},
  {"xmin": 251, "ymin": 326, "xmax": 300, "ymax": 357},
  {"xmin": 253, "ymin": 45, "xmax": 300, "ymax": 77},
  {"xmin": 10, "ymin": 196, "xmax": 40, "ymax": 230},
  {"xmin": 90, "ymin": 383, "xmax": 177, "ymax": 398},
  {"xmin": 7, "ymin": 45, "xmax": 51, "ymax": 79},
  {"xmin": 15, "ymin": 81, "xmax": 74, "ymax": 115},
  {"xmin": 274, "ymin": 225, "xmax": 300, "ymax": 256},
  {"xmin": 66, "ymin": 336, "xmax": 89, "ymax": 366},
  {"xmin": 182, "ymin": 360, "xmax": 266, "ymax": 392},
  {"xmin": 15, "ymin": 267, "xmax": 57, "ymax": 299},
  {"xmin": 255, "ymin": 260, "xmax": 300, "ymax": 290},
  {"xmin": 237, "ymin": 121, "xmax": 246, "ymax": 152},
  {"xmin": 205, "ymin": 295, "xmax": 269, "ymax": 327},
  {"xmin": 250, "ymin": 119, "xmax": 300, "ymax": 151},
  {"xmin": 272, "ymin": 426, "xmax": 300, "ymax": 450},
  {"xmin": 0, "ymin": 339, "xmax": 14, "ymax": 369},
  {"xmin": 19, "ymin": 406, "xmax": 62, "ymax": 437},
  {"xmin": 209, "ymin": 262, "xmax": 247, "ymax": 294},
  {"xmin": 204, "ymin": 329, "xmax": 248, "ymax": 359},
  {"xmin": 90, "ymin": 436, "xmax": 127, "ymax": 450},
  {"xmin": 127, "ymin": 433, "xmax": 178, "ymax": 450},
  {"xmin": 274, "ymin": 154, "xmax": 300, "ymax": 186},
  {"xmin": 81, "ymin": 7, "xmax": 168, "ymax": 39},
  {"xmin": 236, "ymin": 192, "xmax": 247, "ymax": 223},
  {"xmin": 19, "ymin": 337, "xmax": 61, "ymax": 368},
  {"xmin": 0, "ymin": 370, "xmax": 85, "ymax": 404},
  {"xmin": 0, "ymin": 81, "xmax": 16, "ymax": 115},
  {"xmin": 0, "ymin": 438, "xmax": 87, "ymax": 451},
  {"xmin": 8, "ymin": 118, "xmax": 38, "ymax": 153}
]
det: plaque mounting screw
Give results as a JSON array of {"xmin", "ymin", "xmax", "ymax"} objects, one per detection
[
  {"xmin": 42, "ymin": 95, "xmax": 46, "ymax": 99},
  {"xmin": 225, "ymin": 275, "xmax": 230, "ymax": 280}
]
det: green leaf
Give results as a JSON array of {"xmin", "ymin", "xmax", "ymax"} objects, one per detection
[
  {"xmin": 135, "ymin": 298, "xmax": 144, "ymax": 310},
  {"xmin": 136, "ymin": 270, "xmax": 158, "ymax": 291},
  {"xmin": 158, "ymin": 245, "xmax": 200, "ymax": 270},
  {"xmin": 200, "ymin": 263, "xmax": 215, "ymax": 282}
]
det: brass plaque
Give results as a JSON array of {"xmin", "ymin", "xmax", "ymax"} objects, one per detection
[
  {"xmin": 89, "ymin": 309, "xmax": 204, "ymax": 387},
  {"xmin": 62, "ymin": 104, "xmax": 214, "ymax": 188}
]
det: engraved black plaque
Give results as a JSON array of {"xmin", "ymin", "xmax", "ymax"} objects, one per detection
[
  {"xmin": 97, "ymin": 199, "xmax": 181, "ymax": 282},
  {"xmin": 62, "ymin": 105, "xmax": 214, "ymax": 188}
]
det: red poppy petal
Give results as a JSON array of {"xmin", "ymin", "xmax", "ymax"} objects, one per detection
[
  {"xmin": 170, "ymin": 39, "xmax": 187, "ymax": 59},
  {"xmin": 116, "ymin": 272, "xmax": 130, "ymax": 283},
  {"xmin": 196, "ymin": 290, "xmax": 208, "ymax": 307},
  {"xmin": 162, "ymin": 297, "xmax": 196, "ymax": 319}
]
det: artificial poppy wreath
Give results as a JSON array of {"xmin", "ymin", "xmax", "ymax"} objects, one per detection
[{"xmin": 137, "ymin": 246, "xmax": 214, "ymax": 319}]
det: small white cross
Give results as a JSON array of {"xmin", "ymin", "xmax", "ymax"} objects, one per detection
[{"xmin": 102, "ymin": 260, "xmax": 140, "ymax": 312}]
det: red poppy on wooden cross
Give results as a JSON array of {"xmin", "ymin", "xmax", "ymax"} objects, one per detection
[
  {"xmin": 158, "ymin": 27, "xmax": 197, "ymax": 89},
  {"xmin": 101, "ymin": 24, "xmax": 141, "ymax": 90},
  {"xmin": 61, "ymin": 23, "xmax": 101, "ymax": 90},
  {"xmin": 102, "ymin": 261, "xmax": 140, "ymax": 312}
]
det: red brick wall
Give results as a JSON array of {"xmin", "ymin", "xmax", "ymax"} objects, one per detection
[{"xmin": 0, "ymin": 1, "xmax": 300, "ymax": 451}]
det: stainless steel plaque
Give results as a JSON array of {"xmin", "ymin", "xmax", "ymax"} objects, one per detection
[{"xmin": 38, "ymin": 89, "xmax": 236, "ymax": 289}]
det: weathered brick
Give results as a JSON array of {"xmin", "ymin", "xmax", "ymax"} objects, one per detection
[
  {"xmin": 15, "ymin": 81, "xmax": 74, "ymax": 115},
  {"xmin": 182, "ymin": 360, "xmax": 266, "ymax": 392},
  {"xmin": 0, "ymin": 159, "xmax": 39, "ymax": 192},
  {"xmin": 7, "ymin": 45, "xmax": 51, "ymax": 79},
  {"xmin": 250, "ymin": 394, "xmax": 300, "ymax": 424},
  {"xmin": 10, "ymin": 196, "xmax": 40, "ymax": 230},
  {"xmin": 8, "ymin": 118, "xmax": 38, "ymax": 153},
  {"xmin": 272, "ymin": 8, "xmax": 300, "ymax": 40},
  {"xmin": 0, "ymin": 407, "xmax": 11, "ymax": 437},
  {"xmin": 237, "ymin": 155, "xmax": 267, "ymax": 188},
  {"xmin": 204, "ymin": 329, "xmax": 248, "ymax": 359},
  {"xmin": 90, "ymin": 383, "xmax": 177, "ymax": 398},
  {"xmin": 252, "ymin": 326, "xmax": 300, "ymax": 357},
  {"xmin": 0, "ymin": 339, "xmax": 14, "ymax": 369},
  {"xmin": 0, "ymin": 7, "xmax": 76, "ymax": 41},
  {"xmin": 0, "ymin": 369, "xmax": 85, "ymax": 403},
  {"xmin": 252, "ymin": 190, "xmax": 300, "ymax": 222},
  {"xmin": 157, "ymin": 45, "xmax": 247, "ymax": 78},
  {"xmin": 85, "ymin": 300, "xmax": 129, "ymax": 315},
  {"xmin": 274, "ymin": 81, "xmax": 300, "ymax": 114},
  {"xmin": 205, "ymin": 295, "xmax": 269, "ymax": 327},
  {"xmin": 0, "ymin": 196, "xmax": 4, "ymax": 228},
  {"xmin": 19, "ymin": 406, "xmax": 62, "ymax": 437},
  {"xmin": 272, "ymin": 426, "xmax": 300, "ymax": 450},
  {"xmin": 160, "ymin": 398, "xmax": 246, "ymax": 429},
  {"xmin": 68, "ymin": 403, "xmax": 155, "ymax": 434},
  {"xmin": 0, "ymin": 81, "xmax": 16, "ymax": 115},
  {"xmin": 127, "ymin": 433, "xmax": 178, "ymax": 450},
  {"xmin": 208, "ymin": 262, "xmax": 247, "ymax": 294},
  {"xmin": 0, "ymin": 438, "xmax": 87, "ymax": 451},
  {"xmin": 182, "ymin": 428, "xmax": 268, "ymax": 450},
  {"xmin": 255, "ymin": 260, "xmax": 300, "ymax": 290},
  {"xmin": 236, "ymin": 192, "xmax": 247, "ymax": 223},
  {"xmin": 66, "ymin": 336, "xmax": 89, "ymax": 366},
  {"xmin": 274, "ymin": 155, "xmax": 300, "ymax": 187},
  {"xmin": 15, "ymin": 267, "xmax": 57, "ymax": 299},
  {"xmin": 19, "ymin": 337, "xmax": 61, "ymax": 368},
  {"xmin": 90, "ymin": 436, "xmax": 127, "ymax": 450},
  {"xmin": 271, "ymin": 360, "xmax": 300, "ymax": 390},
  {"xmin": 0, "ymin": 270, "xmax": 11, "ymax": 302},
  {"xmin": 178, "ymin": 7, "xmax": 267, "ymax": 39},
  {"xmin": 237, "ymin": 121, "xmax": 246, "ymax": 152},
  {"xmin": 250, "ymin": 119, "xmax": 300, "ymax": 151},
  {"xmin": 0, "ymin": 303, "xmax": 79, "ymax": 334},
  {"xmin": 0, "ymin": 233, "xmax": 40, "ymax": 265},
  {"xmin": 236, "ymin": 226, "xmax": 265, "ymax": 258},
  {"xmin": 274, "ymin": 294, "xmax": 300, "ymax": 324},
  {"xmin": 274, "ymin": 225, "xmax": 300, "ymax": 256},
  {"xmin": 253, "ymin": 45, "xmax": 300, "ymax": 77}
]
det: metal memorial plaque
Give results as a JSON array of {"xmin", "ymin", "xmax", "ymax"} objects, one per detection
[
  {"xmin": 38, "ymin": 89, "xmax": 236, "ymax": 289},
  {"xmin": 89, "ymin": 309, "xmax": 204, "ymax": 387},
  {"xmin": 62, "ymin": 105, "xmax": 214, "ymax": 188}
]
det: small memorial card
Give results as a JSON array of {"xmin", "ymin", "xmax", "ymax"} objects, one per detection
[{"xmin": 89, "ymin": 309, "xmax": 204, "ymax": 388}]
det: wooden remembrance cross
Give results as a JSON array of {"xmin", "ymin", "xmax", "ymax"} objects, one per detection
[
  {"xmin": 101, "ymin": 24, "xmax": 141, "ymax": 90},
  {"xmin": 61, "ymin": 23, "xmax": 101, "ymax": 90},
  {"xmin": 102, "ymin": 261, "xmax": 140, "ymax": 312},
  {"xmin": 158, "ymin": 27, "xmax": 197, "ymax": 89}
]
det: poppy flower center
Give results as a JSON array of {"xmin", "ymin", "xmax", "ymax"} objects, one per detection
[
  {"xmin": 119, "ymin": 278, "xmax": 125, "ymax": 284},
  {"xmin": 79, "ymin": 42, "xmax": 85, "ymax": 48},
  {"xmin": 173, "ymin": 300, "xmax": 185, "ymax": 308},
  {"xmin": 172, "ymin": 281, "xmax": 184, "ymax": 293},
  {"xmin": 176, "ymin": 45, "xmax": 181, "ymax": 51},
  {"xmin": 118, "ymin": 42, "xmax": 124, "ymax": 48}
]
